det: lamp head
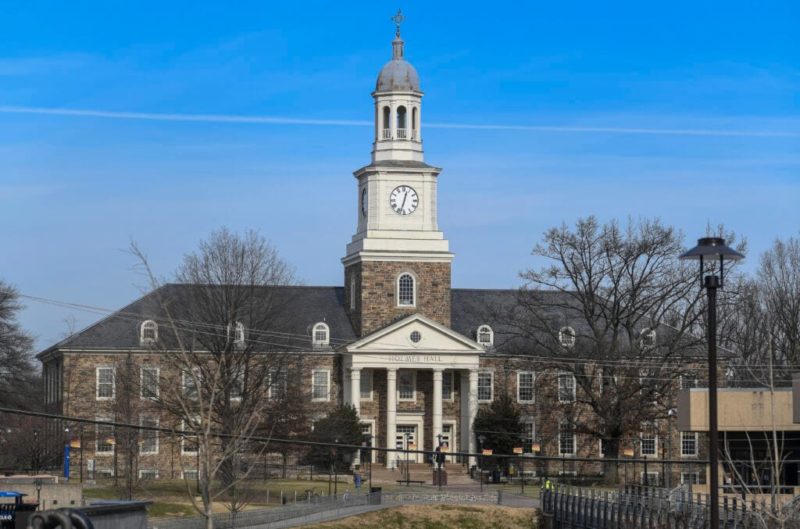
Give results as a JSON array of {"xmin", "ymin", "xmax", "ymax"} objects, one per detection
[{"xmin": 679, "ymin": 237, "xmax": 744, "ymax": 288}]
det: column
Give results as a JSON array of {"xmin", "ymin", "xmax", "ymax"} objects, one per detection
[
  {"xmin": 386, "ymin": 368, "xmax": 397, "ymax": 469},
  {"xmin": 350, "ymin": 368, "xmax": 361, "ymax": 467},
  {"xmin": 390, "ymin": 102, "xmax": 397, "ymax": 140},
  {"xmin": 468, "ymin": 369, "xmax": 479, "ymax": 468},
  {"xmin": 432, "ymin": 368, "xmax": 443, "ymax": 465}
]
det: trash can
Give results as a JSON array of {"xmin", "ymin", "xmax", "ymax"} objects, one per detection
[
  {"xmin": 0, "ymin": 492, "xmax": 37, "ymax": 529},
  {"xmin": 369, "ymin": 487, "xmax": 382, "ymax": 505}
]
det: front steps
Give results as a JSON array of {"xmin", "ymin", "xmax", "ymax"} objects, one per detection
[{"xmin": 363, "ymin": 462, "xmax": 475, "ymax": 485}]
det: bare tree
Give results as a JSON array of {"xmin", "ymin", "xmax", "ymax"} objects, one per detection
[
  {"xmin": 504, "ymin": 217, "xmax": 716, "ymax": 479},
  {"xmin": 131, "ymin": 228, "xmax": 298, "ymax": 529}
]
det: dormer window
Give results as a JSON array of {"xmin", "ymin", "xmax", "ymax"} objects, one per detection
[
  {"xmin": 312, "ymin": 322, "xmax": 330, "ymax": 347},
  {"xmin": 477, "ymin": 325, "xmax": 494, "ymax": 347},
  {"xmin": 558, "ymin": 326, "xmax": 576, "ymax": 348},
  {"xmin": 640, "ymin": 328, "xmax": 656, "ymax": 348},
  {"xmin": 397, "ymin": 273, "xmax": 415, "ymax": 307},
  {"xmin": 140, "ymin": 320, "xmax": 158, "ymax": 345},
  {"xmin": 228, "ymin": 321, "xmax": 245, "ymax": 349}
]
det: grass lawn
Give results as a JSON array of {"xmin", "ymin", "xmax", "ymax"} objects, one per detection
[{"xmin": 299, "ymin": 504, "xmax": 539, "ymax": 529}]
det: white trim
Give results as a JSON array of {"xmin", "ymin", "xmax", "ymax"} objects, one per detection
[
  {"xmin": 640, "ymin": 328, "xmax": 656, "ymax": 348},
  {"xmin": 311, "ymin": 369, "xmax": 331, "ymax": 402},
  {"xmin": 557, "ymin": 371, "xmax": 576, "ymax": 403},
  {"xmin": 397, "ymin": 370, "xmax": 416, "ymax": 402},
  {"xmin": 182, "ymin": 368, "xmax": 201, "ymax": 399},
  {"xmin": 476, "ymin": 325, "xmax": 493, "ymax": 347},
  {"xmin": 95, "ymin": 366, "xmax": 115, "ymax": 401},
  {"xmin": 344, "ymin": 313, "xmax": 485, "ymax": 353},
  {"xmin": 640, "ymin": 430, "xmax": 658, "ymax": 458},
  {"xmin": 182, "ymin": 469, "xmax": 199, "ymax": 481},
  {"xmin": 232, "ymin": 321, "xmax": 246, "ymax": 348},
  {"xmin": 517, "ymin": 371, "xmax": 535, "ymax": 403},
  {"xmin": 139, "ymin": 320, "xmax": 158, "ymax": 345},
  {"xmin": 441, "ymin": 420, "xmax": 458, "ymax": 463},
  {"xmin": 477, "ymin": 370, "xmax": 493, "ymax": 402},
  {"xmin": 680, "ymin": 431, "xmax": 698, "ymax": 458},
  {"xmin": 558, "ymin": 421, "xmax": 576, "ymax": 456},
  {"xmin": 559, "ymin": 326, "xmax": 576, "ymax": 348},
  {"xmin": 396, "ymin": 271, "xmax": 416, "ymax": 308},
  {"xmin": 312, "ymin": 322, "xmax": 330, "ymax": 346},
  {"xmin": 140, "ymin": 366, "xmax": 159, "ymax": 400},
  {"xmin": 181, "ymin": 419, "xmax": 198, "ymax": 455},
  {"xmin": 138, "ymin": 469, "xmax": 159, "ymax": 480}
]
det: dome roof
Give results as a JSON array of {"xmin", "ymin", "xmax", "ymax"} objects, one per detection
[{"xmin": 375, "ymin": 36, "xmax": 420, "ymax": 93}]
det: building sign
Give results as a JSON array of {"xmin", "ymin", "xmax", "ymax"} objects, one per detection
[
  {"xmin": 513, "ymin": 447, "xmax": 523, "ymax": 454},
  {"xmin": 387, "ymin": 354, "xmax": 444, "ymax": 364},
  {"xmin": 482, "ymin": 449, "xmax": 493, "ymax": 456}
]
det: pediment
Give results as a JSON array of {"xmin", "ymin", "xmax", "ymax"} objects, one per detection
[{"xmin": 344, "ymin": 314, "xmax": 484, "ymax": 353}]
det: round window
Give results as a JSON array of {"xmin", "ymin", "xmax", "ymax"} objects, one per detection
[{"xmin": 410, "ymin": 331, "xmax": 422, "ymax": 343}]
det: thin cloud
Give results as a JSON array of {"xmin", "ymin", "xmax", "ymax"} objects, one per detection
[{"xmin": 0, "ymin": 105, "xmax": 797, "ymax": 138}]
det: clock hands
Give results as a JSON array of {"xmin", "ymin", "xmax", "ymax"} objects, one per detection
[{"xmin": 400, "ymin": 188, "xmax": 408, "ymax": 213}]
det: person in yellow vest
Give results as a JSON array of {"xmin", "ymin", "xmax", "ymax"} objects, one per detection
[{"xmin": 542, "ymin": 477, "xmax": 554, "ymax": 491}]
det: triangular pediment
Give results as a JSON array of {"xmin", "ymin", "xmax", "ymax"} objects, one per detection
[{"xmin": 344, "ymin": 314, "xmax": 484, "ymax": 353}]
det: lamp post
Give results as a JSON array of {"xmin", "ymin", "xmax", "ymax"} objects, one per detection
[
  {"xmin": 32, "ymin": 429, "xmax": 40, "ymax": 475},
  {"xmin": 478, "ymin": 434, "xmax": 486, "ymax": 492},
  {"xmin": 404, "ymin": 433, "xmax": 411, "ymax": 488},
  {"xmin": 334, "ymin": 438, "xmax": 340, "ymax": 496},
  {"xmin": 436, "ymin": 433, "xmax": 444, "ymax": 491},
  {"xmin": 680, "ymin": 237, "xmax": 744, "ymax": 529}
]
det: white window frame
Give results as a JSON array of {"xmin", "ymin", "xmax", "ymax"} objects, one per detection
[
  {"xmin": 181, "ymin": 419, "xmax": 198, "ymax": 455},
  {"xmin": 442, "ymin": 370, "xmax": 454, "ymax": 401},
  {"xmin": 139, "ymin": 416, "xmax": 159, "ymax": 455},
  {"xmin": 360, "ymin": 369, "xmax": 373, "ymax": 401},
  {"xmin": 268, "ymin": 368, "xmax": 287, "ymax": 400},
  {"xmin": 396, "ymin": 272, "xmax": 416, "ymax": 308},
  {"xmin": 640, "ymin": 429, "xmax": 658, "ymax": 457},
  {"xmin": 477, "ymin": 371, "xmax": 493, "ymax": 402},
  {"xmin": 557, "ymin": 371, "xmax": 576, "ymax": 403},
  {"xmin": 397, "ymin": 370, "xmax": 416, "ymax": 402},
  {"xmin": 476, "ymin": 325, "xmax": 493, "ymax": 347},
  {"xmin": 233, "ymin": 321, "xmax": 245, "ymax": 348},
  {"xmin": 312, "ymin": 322, "xmax": 330, "ymax": 346},
  {"xmin": 680, "ymin": 472, "xmax": 701, "ymax": 485},
  {"xmin": 96, "ymin": 367, "xmax": 115, "ymax": 401},
  {"xmin": 559, "ymin": 326, "xmax": 576, "ymax": 348},
  {"xmin": 140, "ymin": 320, "xmax": 158, "ymax": 345},
  {"xmin": 182, "ymin": 469, "xmax": 198, "ymax": 481},
  {"xmin": 95, "ymin": 416, "xmax": 114, "ymax": 456},
  {"xmin": 140, "ymin": 366, "xmax": 159, "ymax": 400},
  {"xmin": 681, "ymin": 431, "xmax": 698, "ymax": 457},
  {"xmin": 138, "ymin": 469, "xmax": 159, "ymax": 480},
  {"xmin": 680, "ymin": 372, "xmax": 698, "ymax": 390},
  {"xmin": 182, "ymin": 369, "xmax": 201, "ymax": 400},
  {"xmin": 230, "ymin": 370, "xmax": 244, "ymax": 402},
  {"xmin": 640, "ymin": 328, "xmax": 656, "ymax": 348},
  {"xmin": 641, "ymin": 471, "xmax": 660, "ymax": 484},
  {"xmin": 517, "ymin": 371, "xmax": 535, "ymax": 403},
  {"xmin": 311, "ymin": 369, "xmax": 330, "ymax": 402},
  {"xmin": 558, "ymin": 421, "xmax": 576, "ymax": 456},
  {"xmin": 523, "ymin": 420, "xmax": 536, "ymax": 449}
]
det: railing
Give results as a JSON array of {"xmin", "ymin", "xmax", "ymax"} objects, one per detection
[
  {"xmin": 381, "ymin": 128, "xmax": 391, "ymax": 139},
  {"xmin": 380, "ymin": 128, "xmax": 416, "ymax": 140},
  {"xmin": 396, "ymin": 128, "xmax": 408, "ymax": 139}
]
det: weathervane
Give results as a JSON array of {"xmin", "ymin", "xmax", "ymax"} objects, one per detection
[{"xmin": 391, "ymin": 9, "xmax": 405, "ymax": 37}]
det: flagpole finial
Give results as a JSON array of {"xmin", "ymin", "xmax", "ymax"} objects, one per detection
[{"xmin": 391, "ymin": 9, "xmax": 405, "ymax": 38}]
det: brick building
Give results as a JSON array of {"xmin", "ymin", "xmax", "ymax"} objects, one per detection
[{"xmin": 38, "ymin": 24, "xmax": 706, "ymax": 485}]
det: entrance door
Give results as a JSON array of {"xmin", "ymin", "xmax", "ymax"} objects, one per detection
[
  {"xmin": 441, "ymin": 423, "xmax": 457, "ymax": 463},
  {"xmin": 396, "ymin": 425, "xmax": 418, "ymax": 464},
  {"xmin": 360, "ymin": 423, "xmax": 375, "ymax": 463}
]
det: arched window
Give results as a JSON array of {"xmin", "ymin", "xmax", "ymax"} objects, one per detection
[
  {"xmin": 312, "ymin": 322, "xmax": 330, "ymax": 346},
  {"xmin": 140, "ymin": 320, "xmax": 158, "ymax": 345},
  {"xmin": 477, "ymin": 325, "xmax": 494, "ymax": 347},
  {"xmin": 396, "ymin": 106, "xmax": 407, "ymax": 138},
  {"xmin": 412, "ymin": 107, "xmax": 417, "ymax": 132},
  {"xmin": 640, "ymin": 328, "xmax": 656, "ymax": 348},
  {"xmin": 382, "ymin": 106, "xmax": 391, "ymax": 139},
  {"xmin": 559, "ymin": 326, "xmax": 576, "ymax": 348},
  {"xmin": 397, "ymin": 273, "xmax": 415, "ymax": 307},
  {"xmin": 233, "ymin": 321, "xmax": 245, "ymax": 347}
]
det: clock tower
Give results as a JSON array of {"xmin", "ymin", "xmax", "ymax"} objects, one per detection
[{"xmin": 343, "ymin": 16, "xmax": 453, "ymax": 337}]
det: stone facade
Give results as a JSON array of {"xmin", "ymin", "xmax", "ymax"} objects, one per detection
[{"xmin": 345, "ymin": 260, "xmax": 451, "ymax": 336}]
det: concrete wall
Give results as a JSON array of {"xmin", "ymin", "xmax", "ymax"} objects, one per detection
[{"xmin": 678, "ymin": 387, "xmax": 798, "ymax": 432}]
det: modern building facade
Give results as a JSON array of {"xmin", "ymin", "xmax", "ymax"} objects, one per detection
[{"xmin": 38, "ymin": 25, "xmax": 704, "ymax": 484}]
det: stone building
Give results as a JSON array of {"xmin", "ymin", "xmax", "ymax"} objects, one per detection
[{"xmin": 38, "ymin": 23, "xmax": 706, "ymax": 485}]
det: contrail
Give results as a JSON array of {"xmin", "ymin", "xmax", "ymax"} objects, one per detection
[{"xmin": 0, "ymin": 104, "xmax": 797, "ymax": 138}]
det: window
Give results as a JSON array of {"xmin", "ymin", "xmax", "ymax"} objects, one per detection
[
  {"xmin": 523, "ymin": 421, "xmax": 536, "ymax": 449},
  {"xmin": 477, "ymin": 372, "xmax": 493, "ymax": 402},
  {"xmin": 517, "ymin": 372, "xmax": 535, "ymax": 403},
  {"xmin": 680, "ymin": 372, "xmax": 698, "ymax": 390},
  {"xmin": 183, "ymin": 370, "xmax": 200, "ymax": 400},
  {"xmin": 230, "ymin": 370, "xmax": 244, "ymax": 401},
  {"xmin": 269, "ymin": 368, "xmax": 287, "ymax": 400},
  {"xmin": 312, "ymin": 322, "xmax": 330, "ymax": 346},
  {"xmin": 641, "ymin": 472, "xmax": 660, "ymax": 485},
  {"xmin": 138, "ymin": 469, "xmax": 158, "ymax": 480},
  {"xmin": 360, "ymin": 370, "xmax": 373, "ymax": 400},
  {"xmin": 558, "ymin": 421, "xmax": 575, "ymax": 456},
  {"xmin": 96, "ymin": 367, "xmax": 115, "ymax": 400},
  {"xmin": 181, "ymin": 420, "xmax": 198, "ymax": 455},
  {"xmin": 442, "ymin": 371, "xmax": 453, "ymax": 400},
  {"xmin": 397, "ymin": 273, "xmax": 415, "ymax": 307},
  {"xmin": 559, "ymin": 326, "xmax": 576, "ymax": 348},
  {"xmin": 640, "ymin": 328, "xmax": 656, "ymax": 347},
  {"xmin": 681, "ymin": 472, "xmax": 701, "ymax": 485},
  {"xmin": 558, "ymin": 372, "xmax": 576, "ymax": 403},
  {"xmin": 410, "ymin": 331, "xmax": 422, "ymax": 343},
  {"xmin": 140, "ymin": 320, "xmax": 158, "ymax": 345},
  {"xmin": 140, "ymin": 416, "xmax": 159, "ymax": 455},
  {"xmin": 477, "ymin": 325, "xmax": 493, "ymax": 347},
  {"xmin": 681, "ymin": 432, "xmax": 698, "ymax": 457},
  {"xmin": 641, "ymin": 428, "xmax": 657, "ymax": 456},
  {"xmin": 182, "ymin": 469, "xmax": 198, "ymax": 481},
  {"xmin": 350, "ymin": 280, "xmax": 356, "ymax": 309},
  {"xmin": 140, "ymin": 366, "xmax": 159, "ymax": 400},
  {"xmin": 398, "ymin": 370, "xmax": 415, "ymax": 401},
  {"xmin": 95, "ymin": 417, "xmax": 114, "ymax": 455},
  {"xmin": 312, "ymin": 370, "xmax": 330, "ymax": 401},
  {"xmin": 232, "ymin": 321, "xmax": 245, "ymax": 348}
]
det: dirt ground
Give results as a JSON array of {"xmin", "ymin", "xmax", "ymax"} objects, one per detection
[{"xmin": 301, "ymin": 504, "xmax": 539, "ymax": 529}]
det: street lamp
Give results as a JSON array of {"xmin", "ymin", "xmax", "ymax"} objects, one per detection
[
  {"xmin": 435, "ymin": 433, "xmax": 444, "ymax": 491},
  {"xmin": 404, "ymin": 433, "xmax": 411, "ymax": 488},
  {"xmin": 478, "ymin": 434, "xmax": 486, "ymax": 492},
  {"xmin": 32, "ymin": 429, "xmax": 40, "ymax": 475},
  {"xmin": 680, "ymin": 236, "xmax": 744, "ymax": 529}
]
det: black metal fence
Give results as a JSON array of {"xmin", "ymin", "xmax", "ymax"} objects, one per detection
[{"xmin": 541, "ymin": 485, "xmax": 786, "ymax": 529}]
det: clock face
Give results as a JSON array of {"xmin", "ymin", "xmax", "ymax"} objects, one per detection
[
  {"xmin": 361, "ymin": 188, "xmax": 367, "ymax": 217},
  {"xmin": 389, "ymin": 185, "xmax": 419, "ymax": 215}
]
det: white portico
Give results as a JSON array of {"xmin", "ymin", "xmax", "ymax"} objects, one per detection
[{"xmin": 342, "ymin": 314, "xmax": 483, "ymax": 468}]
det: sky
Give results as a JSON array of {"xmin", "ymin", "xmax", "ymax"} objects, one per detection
[{"xmin": 0, "ymin": 0, "xmax": 798, "ymax": 350}]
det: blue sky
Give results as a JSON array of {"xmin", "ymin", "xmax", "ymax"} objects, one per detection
[{"xmin": 0, "ymin": 0, "xmax": 798, "ymax": 349}]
